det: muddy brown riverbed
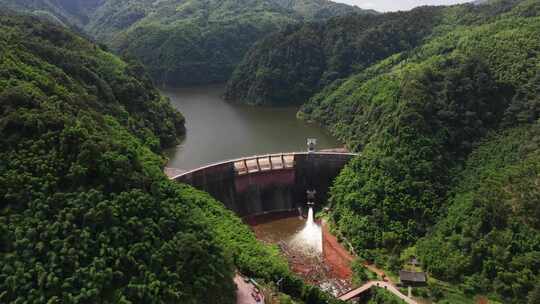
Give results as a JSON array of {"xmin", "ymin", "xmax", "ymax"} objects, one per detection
[{"xmin": 248, "ymin": 211, "xmax": 353, "ymax": 296}]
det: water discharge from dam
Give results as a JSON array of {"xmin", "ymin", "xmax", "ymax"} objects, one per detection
[
  {"xmin": 291, "ymin": 207, "xmax": 322, "ymax": 255},
  {"xmin": 163, "ymin": 85, "xmax": 353, "ymax": 295},
  {"xmin": 250, "ymin": 209, "xmax": 351, "ymax": 296}
]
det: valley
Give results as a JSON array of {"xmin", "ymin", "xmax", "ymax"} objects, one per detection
[
  {"xmin": 1, "ymin": 0, "xmax": 539, "ymax": 304},
  {"xmin": 0, "ymin": 0, "xmax": 372, "ymax": 85}
]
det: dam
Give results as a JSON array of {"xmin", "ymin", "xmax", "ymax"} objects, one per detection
[
  {"xmin": 168, "ymin": 151, "xmax": 356, "ymax": 217},
  {"xmin": 167, "ymin": 149, "xmax": 357, "ymax": 295}
]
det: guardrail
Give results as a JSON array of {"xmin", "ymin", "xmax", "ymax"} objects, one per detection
[{"xmin": 170, "ymin": 151, "xmax": 358, "ymax": 180}]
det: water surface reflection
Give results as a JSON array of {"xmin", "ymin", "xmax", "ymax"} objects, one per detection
[{"xmin": 161, "ymin": 85, "xmax": 341, "ymax": 170}]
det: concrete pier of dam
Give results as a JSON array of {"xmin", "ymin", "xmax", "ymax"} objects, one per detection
[{"xmin": 168, "ymin": 152, "xmax": 356, "ymax": 217}]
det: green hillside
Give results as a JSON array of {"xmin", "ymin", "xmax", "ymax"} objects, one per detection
[
  {"xmin": 225, "ymin": 0, "xmax": 535, "ymax": 105},
  {"xmin": 226, "ymin": 0, "xmax": 540, "ymax": 302},
  {"xmin": 272, "ymin": 0, "xmax": 376, "ymax": 19},
  {"xmin": 225, "ymin": 6, "xmax": 446, "ymax": 105},
  {"xmin": 89, "ymin": 0, "xmax": 301, "ymax": 85},
  {"xmin": 0, "ymin": 0, "xmax": 102, "ymax": 28},
  {"xmin": 417, "ymin": 124, "xmax": 540, "ymax": 301},
  {"xmin": 312, "ymin": 1, "xmax": 539, "ymax": 302},
  {"xmin": 0, "ymin": 0, "xmax": 370, "ymax": 86},
  {"xmin": 2, "ymin": 0, "xmax": 539, "ymax": 303},
  {"xmin": 0, "ymin": 12, "xmax": 340, "ymax": 303}
]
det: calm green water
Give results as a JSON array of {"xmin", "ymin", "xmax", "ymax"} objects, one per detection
[{"xmin": 162, "ymin": 85, "xmax": 341, "ymax": 170}]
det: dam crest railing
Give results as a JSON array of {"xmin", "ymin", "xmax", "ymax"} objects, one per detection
[{"xmin": 169, "ymin": 151, "xmax": 358, "ymax": 180}]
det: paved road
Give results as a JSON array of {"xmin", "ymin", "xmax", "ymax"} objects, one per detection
[
  {"xmin": 234, "ymin": 274, "xmax": 264, "ymax": 304},
  {"xmin": 339, "ymin": 281, "xmax": 417, "ymax": 304}
]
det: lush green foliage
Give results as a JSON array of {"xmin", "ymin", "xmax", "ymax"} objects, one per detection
[
  {"xmin": 311, "ymin": 1, "xmax": 539, "ymax": 302},
  {"xmin": 529, "ymin": 285, "xmax": 540, "ymax": 304},
  {"xmin": 226, "ymin": 7, "xmax": 445, "ymax": 105},
  {"xmin": 0, "ymin": 0, "xmax": 371, "ymax": 86},
  {"xmin": 324, "ymin": 54, "xmax": 519, "ymax": 249},
  {"xmin": 0, "ymin": 12, "xmax": 234, "ymax": 303},
  {"xmin": 416, "ymin": 125, "xmax": 540, "ymax": 302},
  {"xmin": 361, "ymin": 288, "xmax": 404, "ymax": 304},
  {"xmin": 272, "ymin": 0, "xmax": 376, "ymax": 19},
  {"xmin": 0, "ymin": 12, "xmax": 345, "ymax": 303},
  {"xmin": 225, "ymin": 0, "xmax": 540, "ymax": 302},
  {"xmin": 0, "ymin": 0, "xmax": 101, "ymax": 28},
  {"xmin": 3, "ymin": 0, "xmax": 540, "ymax": 302},
  {"xmin": 0, "ymin": 8, "xmax": 185, "ymax": 150},
  {"xmin": 88, "ymin": 0, "xmax": 299, "ymax": 85},
  {"xmin": 351, "ymin": 260, "xmax": 375, "ymax": 284},
  {"xmin": 226, "ymin": 0, "xmax": 540, "ymax": 105}
]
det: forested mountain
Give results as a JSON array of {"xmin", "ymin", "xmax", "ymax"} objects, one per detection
[
  {"xmin": 0, "ymin": 0, "xmax": 370, "ymax": 86},
  {"xmin": 225, "ymin": 7, "xmax": 446, "ymax": 105},
  {"xmin": 0, "ymin": 0, "xmax": 102, "ymax": 28},
  {"xmin": 416, "ymin": 124, "xmax": 540, "ymax": 301},
  {"xmin": 228, "ymin": 0, "xmax": 540, "ymax": 302},
  {"xmin": 225, "ymin": 0, "xmax": 534, "ymax": 105},
  {"xmin": 0, "ymin": 12, "xmax": 340, "ymax": 303},
  {"xmin": 272, "ymin": 0, "xmax": 376, "ymax": 19},
  {"xmin": 2, "ymin": 0, "xmax": 539, "ymax": 302},
  {"xmin": 86, "ymin": 0, "xmax": 300, "ymax": 86}
]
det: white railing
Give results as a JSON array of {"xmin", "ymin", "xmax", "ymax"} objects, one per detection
[{"xmin": 170, "ymin": 151, "xmax": 358, "ymax": 180}]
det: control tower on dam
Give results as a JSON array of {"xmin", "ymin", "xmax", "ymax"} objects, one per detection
[{"xmin": 169, "ymin": 151, "xmax": 356, "ymax": 218}]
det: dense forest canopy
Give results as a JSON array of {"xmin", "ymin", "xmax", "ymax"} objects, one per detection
[
  {"xmin": 2, "ymin": 0, "xmax": 540, "ymax": 303},
  {"xmin": 0, "ymin": 11, "xmax": 227, "ymax": 303},
  {"xmin": 225, "ymin": 0, "xmax": 540, "ymax": 302},
  {"xmin": 416, "ymin": 124, "xmax": 540, "ymax": 300},
  {"xmin": 0, "ymin": 12, "xmax": 341, "ymax": 303},
  {"xmin": 225, "ymin": 6, "xmax": 446, "ymax": 105},
  {"xmin": 0, "ymin": 0, "xmax": 372, "ymax": 86},
  {"xmin": 226, "ymin": 0, "xmax": 538, "ymax": 105},
  {"xmin": 279, "ymin": 0, "xmax": 537, "ymax": 302}
]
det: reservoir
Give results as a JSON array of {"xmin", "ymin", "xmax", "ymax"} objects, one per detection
[
  {"xmin": 163, "ymin": 85, "xmax": 353, "ymax": 295},
  {"xmin": 162, "ymin": 85, "xmax": 341, "ymax": 170}
]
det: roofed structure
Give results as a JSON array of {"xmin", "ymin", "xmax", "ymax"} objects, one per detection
[{"xmin": 399, "ymin": 271, "xmax": 427, "ymax": 286}]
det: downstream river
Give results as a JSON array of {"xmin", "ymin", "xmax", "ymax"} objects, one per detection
[{"xmin": 162, "ymin": 85, "xmax": 341, "ymax": 171}]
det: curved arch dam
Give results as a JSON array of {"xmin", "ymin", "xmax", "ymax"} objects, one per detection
[{"xmin": 167, "ymin": 151, "xmax": 356, "ymax": 217}]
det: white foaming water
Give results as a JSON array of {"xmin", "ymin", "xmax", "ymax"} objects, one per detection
[{"xmin": 291, "ymin": 207, "xmax": 322, "ymax": 255}]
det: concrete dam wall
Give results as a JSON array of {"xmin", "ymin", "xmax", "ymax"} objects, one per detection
[{"xmin": 172, "ymin": 152, "xmax": 356, "ymax": 217}]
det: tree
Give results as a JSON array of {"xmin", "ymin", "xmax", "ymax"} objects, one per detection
[{"xmin": 528, "ymin": 285, "xmax": 540, "ymax": 304}]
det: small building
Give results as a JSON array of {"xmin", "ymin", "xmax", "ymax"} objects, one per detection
[{"xmin": 399, "ymin": 270, "xmax": 427, "ymax": 287}]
